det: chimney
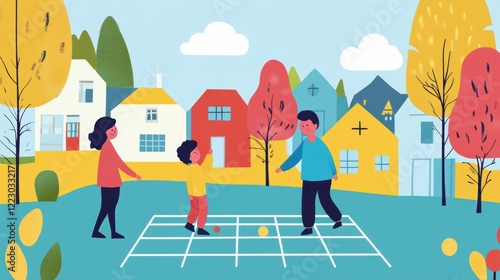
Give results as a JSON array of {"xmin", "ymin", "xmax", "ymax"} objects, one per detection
[
  {"xmin": 363, "ymin": 100, "xmax": 367, "ymax": 106},
  {"xmin": 156, "ymin": 74, "xmax": 162, "ymax": 88}
]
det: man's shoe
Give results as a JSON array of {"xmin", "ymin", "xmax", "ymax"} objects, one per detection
[
  {"xmin": 197, "ymin": 228, "xmax": 210, "ymax": 235},
  {"xmin": 92, "ymin": 231, "xmax": 105, "ymax": 238},
  {"xmin": 185, "ymin": 222, "xmax": 195, "ymax": 232},
  {"xmin": 112, "ymin": 232, "xmax": 125, "ymax": 239},
  {"xmin": 333, "ymin": 221, "xmax": 342, "ymax": 229},
  {"xmin": 301, "ymin": 228, "xmax": 313, "ymax": 235}
]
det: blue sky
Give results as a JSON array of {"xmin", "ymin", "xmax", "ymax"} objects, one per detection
[{"xmin": 65, "ymin": 0, "xmax": 500, "ymax": 111}]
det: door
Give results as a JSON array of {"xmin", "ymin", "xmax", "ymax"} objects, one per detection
[
  {"xmin": 66, "ymin": 115, "xmax": 80, "ymax": 151},
  {"xmin": 411, "ymin": 159, "xmax": 432, "ymax": 196},
  {"xmin": 210, "ymin": 136, "xmax": 225, "ymax": 168},
  {"xmin": 40, "ymin": 115, "xmax": 64, "ymax": 151}
]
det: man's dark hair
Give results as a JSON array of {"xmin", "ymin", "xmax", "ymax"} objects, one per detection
[
  {"xmin": 297, "ymin": 110, "xmax": 319, "ymax": 130},
  {"xmin": 177, "ymin": 140, "xmax": 198, "ymax": 165}
]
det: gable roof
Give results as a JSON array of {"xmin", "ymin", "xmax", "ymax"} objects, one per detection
[
  {"xmin": 350, "ymin": 75, "xmax": 407, "ymax": 115},
  {"xmin": 121, "ymin": 88, "xmax": 177, "ymax": 105},
  {"xmin": 106, "ymin": 87, "xmax": 137, "ymax": 116},
  {"xmin": 193, "ymin": 89, "xmax": 246, "ymax": 109},
  {"xmin": 329, "ymin": 103, "xmax": 395, "ymax": 136}
]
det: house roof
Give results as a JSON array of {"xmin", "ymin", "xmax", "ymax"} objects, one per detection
[
  {"xmin": 120, "ymin": 88, "xmax": 177, "ymax": 105},
  {"xmin": 106, "ymin": 87, "xmax": 137, "ymax": 116},
  {"xmin": 192, "ymin": 89, "xmax": 246, "ymax": 109},
  {"xmin": 350, "ymin": 75, "xmax": 407, "ymax": 115}
]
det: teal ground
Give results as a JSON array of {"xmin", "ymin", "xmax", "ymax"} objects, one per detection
[{"xmin": 2, "ymin": 181, "xmax": 499, "ymax": 280}]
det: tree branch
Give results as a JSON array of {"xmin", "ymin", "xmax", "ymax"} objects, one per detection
[
  {"xmin": 445, "ymin": 148, "xmax": 454, "ymax": 159},
  {"xmin": 3, "ymin": 114, "xmax": 16, "ymax": 132},
  {"xmin": 466, "ymin": 162, "xmax": 478, "ymax": 175},
  {"xmin": 20, "ymin": 103, "xmax": 31, "ymax": 121},
  {"xmin": 429, "ymin": 102, "xmax": 443, "ymax": 121},
  {"xmin": 256, "ymin": 154, "xmax": 266, "ymax": 162},
  {"xmin": 249, "ymin": 137, "xmax": 265, "ymax": 150},
  {"xmin": 19, "ymin": 77, "xmax": 32, "ymax": 98},
  {"xmin": 467, "ymin": 174, "xmax": 478, "ymax": 184},
  {"xmin": 433, "ymin": 125, "xmax": 443, "ymax": 138},
  {"xmin": 0, "ymin": 56, "xmax": 16, "ymax": 84},
  {"xmin": 269, "ymin": 132, "xmax": 279, "ymax": 141},
  {"xmin": 3, "ymin": 136, "xmax": 15, "ymax": 148},
  {"xmin": 482, "ymin": 170, "xmax": 493, "ymax": 192},
  {"xmin": 484, "ymin": 159, "xmax": 496, "ymax": 169},
  {"xmin": 0, "ymin": 153, "xmax": 12, "ymax": 164},
  {"xmin": 0, "ymin": 139, "xmax": 15, "ymax": 156},
  {"xmin": 19, "ymin": 121, "xmax": 33, "ymax": 134},
  {"xmin": 250, "ymin": 147, "xmax": 265, "ymax": 151}
]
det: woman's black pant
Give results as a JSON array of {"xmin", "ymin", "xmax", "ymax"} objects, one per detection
[{"xmin": 93, "ymin": 187, "xmax": 120, "ymax": 233}]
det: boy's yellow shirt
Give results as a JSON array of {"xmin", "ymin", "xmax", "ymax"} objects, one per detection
[{"xmin": 186, "ymin": 155, "xmax": 213, "ymax": 196}]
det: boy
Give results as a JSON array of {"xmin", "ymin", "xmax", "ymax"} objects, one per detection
[
  {"xmin": 276, "ymin": 110, "xmax": 342, "ymax": 235},
  {"xmin": 177, "ymin": 140, "xmax": 213, "ymax": 235}
]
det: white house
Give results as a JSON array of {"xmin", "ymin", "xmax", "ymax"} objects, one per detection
[
  {"xmin": 35, "ymin": 59, "xmax": 106, "ymax": 151},
  {"xmin": 110, "ymin": 86, "xmax": 186, "ymax": 162},
  {"xmin": 396, "ymin": 100, "xmax": 469, "ymax": 197}
]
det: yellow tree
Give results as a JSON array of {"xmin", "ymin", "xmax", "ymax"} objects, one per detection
[
  {"xmin": 0, "ymin": 0, "xmax": 72, "ymax": 204},
  {"xmin": 406, "ymin": 0, "xmax": 495, "ymax": 206}
]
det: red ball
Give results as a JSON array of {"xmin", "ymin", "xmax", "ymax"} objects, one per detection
[{"xmin": 214, "ymin": 226, "xmax": 220, "ymax": 233}]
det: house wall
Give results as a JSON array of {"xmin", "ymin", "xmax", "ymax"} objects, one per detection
[
  {"xmin": 191, "ymin": 90, "xmax": 250, "ymax": 167},
  {"xmin": 292, "ymin": 70, "xmax": 339, "ymax": 150},
  {"xmin": 34, "ymin": 60, "xmax": 106, "ymax": 151},
  {"xmin": 322, "ymin": 105, "xmax": 399, "ymax": 195},
  {"xmin": 111, "ymin": 104, "xmax": 186, "ymax": 162},
  {"xmin": 395, "ymin": 100, "xmax": 472, "ymax": 196}
]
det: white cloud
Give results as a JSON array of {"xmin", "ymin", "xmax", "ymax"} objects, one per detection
[
  {"xmin": 340, "ymin": 34, "xmax": 403, "ymax": 71},
  {"xmin": 180, "ymin": 21, "xmax": 249, "ymax": 56}
]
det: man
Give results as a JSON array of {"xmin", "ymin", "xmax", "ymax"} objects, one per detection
[{"xmin": 276, "ymin": 110, "xmax": 342, "ymax": 235}]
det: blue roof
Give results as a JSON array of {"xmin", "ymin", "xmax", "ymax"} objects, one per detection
[{"xmin": 106, "ymin": 87, "xmax": 137, "ymax": 116}]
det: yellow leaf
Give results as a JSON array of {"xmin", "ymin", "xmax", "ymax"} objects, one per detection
[
  {"xmin": 469, "ymin": 251, "xmax": 487, "ymax": 280},
  {"xmin": 0, "ymin": 0, "xmax": 72, "ymax": 108},
  {"xmin": 20, "ymin": 208, "xmax": 43, "ymax": 247},
  {"xmin": 5, "ymin": 243, "xmax": 28, "ymax": 280},
  {"xmin": 406, "ymin": 0, "xmax": 496, "ymax": 118}
]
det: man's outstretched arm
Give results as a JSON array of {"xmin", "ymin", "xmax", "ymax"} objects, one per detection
[{"xmin": 276, "ymin": 142, "xmax": 303, "ymax": 173}]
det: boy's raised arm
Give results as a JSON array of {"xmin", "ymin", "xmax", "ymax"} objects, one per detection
[{"xmin": 202, "ymin": 149, "xmax": 213, "ymax": 173}]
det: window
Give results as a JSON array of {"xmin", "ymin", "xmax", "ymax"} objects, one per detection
[
  {"xmin": 307, "ymin": 84, "xmax": 320, "ymax": 97},
  {"xmin": 375, "ymin": 155, "xmax": 390, "ymax": 171},
  {"xmin": 78, "ymin": 81, "xmax": 94, "ymax": 103},
  {"xmin": 340, "ymin": 150, "xmax": 358, "ymax": 174},
  {"xmin": 139, "ymin": 134, "xmax": 166, "ymax": 152},
  {"xmin": 66, "ymin": 123, "xmax": 79, "ymax": 137},
  {"xmin": 421, "ymin": 121, "xmax": 434, "ymax": 144},
  {"xmin": 146, "ymin": 108, "xmax": 158, "ymax": 122},
  {"xmin": 208, "ymin": 106, "xmax": 231, "ymax": 121},
  {"xmin": 41, "ymin": 115, "xmax": 54, "ymax": 135}
]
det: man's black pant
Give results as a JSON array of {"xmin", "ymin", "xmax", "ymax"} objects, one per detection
[{"xmin": 302, "ymin": 180, "xmax": 342, "ymax": 228}]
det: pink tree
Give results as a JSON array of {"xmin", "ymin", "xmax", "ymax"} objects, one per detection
[
  {"xmin": 247, "ymin": 60, "xmax": 298, "ymax": 186},
  {"xmin": 449, "ymin": 47, "xmax": 500, "ymax": 213}
]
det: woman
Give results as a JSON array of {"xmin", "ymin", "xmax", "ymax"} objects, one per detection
[{"xmin": 88, "ymin": 117, "xmax": 141, "ymax": 239}]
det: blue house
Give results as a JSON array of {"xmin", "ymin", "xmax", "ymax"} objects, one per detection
[
  {"xmin": 350, "ymin": 76, "xmax": 407, "ymax": 133},
  {"xmin": 291, "ymin": 69, "xmax": 348, "ymax": 150}
]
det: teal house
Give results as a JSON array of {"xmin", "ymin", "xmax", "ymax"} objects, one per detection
[{"xmin": 291, "ymin": 69, "xmax": 348, "ymax": 150}]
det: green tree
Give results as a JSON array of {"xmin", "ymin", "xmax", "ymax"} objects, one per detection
[
  {"xmin": 96, "ymin": 16, "xmax": 134, "ymax": 87},
  {"xmin": 336, "ymin": 79, "xmax": 346, "ymax": 97},
  {"xmin": 72, "ymin": 30, "xmax": 96, "ymax": 69},
  {"xmin": 288, "ymin": 66, "xmax": 301, "ymax": 91}
]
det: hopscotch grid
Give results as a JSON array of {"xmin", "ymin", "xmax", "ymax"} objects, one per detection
[
  {"xmin": 120, "ymin": 214, "xmax": 389, "ymax": 269},
  {"xmin": 274, "ymin": 216, "xmax": 287, "ymax": 268}
]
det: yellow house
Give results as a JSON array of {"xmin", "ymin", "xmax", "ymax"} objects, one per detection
[{"xmin": 322, "ymin": 103, "xmax": 398, "ymax": 195}]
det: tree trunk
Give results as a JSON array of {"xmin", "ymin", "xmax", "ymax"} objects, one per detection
[
  {"xmin": 494, "ymin": 271, "xmax": 497, "ymax": 280},
  {"xmin": 14, "ymin": 0, "xmax": 20, "ymax": 205},
  {"xmin": 441, "ymin": 115, "xmax": 446, "ymax": 206},
  {"xmin": 265, "ymin": 140, "xmax": 270, "ymax": 186},
  {"xmin": 476, "ymin": 178, "xmax": 482, "ymax": 213}
]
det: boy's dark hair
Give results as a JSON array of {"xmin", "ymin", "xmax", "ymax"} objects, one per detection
[
  {"xmin": 177, "ymin": 140, "xmax": 198, "ymax": 165},
  {"xmin": 297, "ymin": 110, "xmax": 319, "ymax": 130},
  {"xmin": 88, "ymin": 116, "xmax": 116, "ymax": 150}
]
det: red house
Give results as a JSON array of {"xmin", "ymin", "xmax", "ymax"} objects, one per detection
[{"xmin": 191, "ymin": 89, "xmax": 250, "ymax": 168}]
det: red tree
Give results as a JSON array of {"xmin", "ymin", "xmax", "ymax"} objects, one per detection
[
  {"xmin": 247, "ymin": 59, "xmax": 298, "ymax": 186},
  {"xmin": 487, "ymin": 250, "xmax": 500, "ymax": 280},
  {"xmin": 449, "ymin": 47, "xmax": 500, "ymax": 213}
]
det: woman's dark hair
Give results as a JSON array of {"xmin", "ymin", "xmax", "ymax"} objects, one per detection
[
  {"xmin": 298, "ymin": 110, "xmax": 319, "ymax": 129},
  {"xmin": 88, "ymin": 117, "xmax": 116, "ymax": 150},
  {"xmin": 177, "ymin": 140, "xmax": 198, "ymax": 165}
]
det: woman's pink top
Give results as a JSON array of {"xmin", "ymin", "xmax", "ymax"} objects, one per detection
[{"xmin": 97, "ymin": 140, "xmax": 136, "ymax": 188}]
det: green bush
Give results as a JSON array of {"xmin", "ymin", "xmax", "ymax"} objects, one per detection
[
  {"xmin": 40, "ymin": 242, "xmax": 62, "ymax": 280},
  {"xmin": 35, "ymin": 171, "xmax": 59, "ymax": 202}
]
